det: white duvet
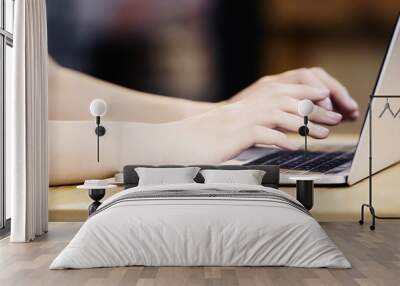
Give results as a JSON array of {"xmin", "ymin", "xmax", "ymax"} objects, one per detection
[{"xmin": 50, "ymin": 183, "xmax": 350, "ymax": 269}]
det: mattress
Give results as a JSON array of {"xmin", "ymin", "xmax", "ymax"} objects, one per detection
[{"xmin": 50, "ymin": 183, "xmax": 350, "ymax": 269}]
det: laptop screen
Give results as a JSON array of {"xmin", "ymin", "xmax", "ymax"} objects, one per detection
[
  {"xmin": 348, "ymin": 15, "xmax": 400, "ymax": 185},
  {"xmin": 374, "ymin": 15, "xmax": 400, "ymax": 96}
]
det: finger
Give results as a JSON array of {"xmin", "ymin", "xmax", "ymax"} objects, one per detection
[
  {"xmin": 316, "ymin": 98, "xmax": 334, "ymax": 111},
  {"xmin": 277, "ymin": 83, "xmax": 330, "ymax": 102},
  {"xmin": 310, "ymin": 67, "xmax": 359, "ymax": 118},
  {"xmin": 266, "ymin": 111, "xmax": 329, "ymax": 139},
  {"xmin": 309, "ymin": 105, "xmax": 343, "ymax": 125},
  {"xmin": 281, "ymin": 97, "xmax": 342, "ymax": 126},
  {"xmin": 279, "ymin": 68, "xmax": 334, "ymax": 111},
  {"xmin": 253, "ymin": 126, "xmax": 301, "ymax": 150}
]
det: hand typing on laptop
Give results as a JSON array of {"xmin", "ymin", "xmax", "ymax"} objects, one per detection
[{"xmin": 174, "ymin": 68, "xmax": 358, "ymax": 162}]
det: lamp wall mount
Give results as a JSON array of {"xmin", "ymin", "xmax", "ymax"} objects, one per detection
[
  {"xmin": 95, "ymin": 116, "xmax": 106, "ymax": 137},
  {"xmin": 95, "ymin": 126, "xmax": 106, "ymax": 137}
]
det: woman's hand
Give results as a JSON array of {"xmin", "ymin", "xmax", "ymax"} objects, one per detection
[
  {"xmin": 173, "ymin": 81, "xmax": 344, "ymax": 163},
  {"xmin": 229, "ymin": 67, "xmax": 359, "ymax": 120}
]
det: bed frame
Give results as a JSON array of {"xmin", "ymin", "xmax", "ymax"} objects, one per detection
[
  {"xmin": 123, "ymin": 165, "xmax": 280, "ymax": 189},
  {"xmin": 86, "ymin": 165, "xmax": 316, "ymax": 215}
]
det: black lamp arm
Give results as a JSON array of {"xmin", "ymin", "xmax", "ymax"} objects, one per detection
[
  {"xmin": 297, "ymin": 116, "xmax": 309, "ymax": 152},
  {"xmin": 94, "ymin": 116, "xmax": 106, "ymax": 162}
]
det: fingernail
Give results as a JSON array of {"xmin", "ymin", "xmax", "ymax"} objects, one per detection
[
  {"xmin": 327, "ymin": 111, "xmax": 342, "ymax": 121},
  {"xmin": 315, "ymin": 126, "xmax": 329, "ymax": 136}
]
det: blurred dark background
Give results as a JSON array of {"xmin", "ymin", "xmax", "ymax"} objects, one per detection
[{"xmin": 47, "ymin": 0, "xmax": 400, "ymax": 133}]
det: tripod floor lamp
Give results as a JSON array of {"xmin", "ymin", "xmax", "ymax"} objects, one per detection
[{"xmin": 359, "ymin": 94, "xmax": 400, "ymax": 230}]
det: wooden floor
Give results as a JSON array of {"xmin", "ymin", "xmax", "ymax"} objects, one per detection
[{"xmin": 0, "ymin": 222, "xmax": 399, "ymax": 286}]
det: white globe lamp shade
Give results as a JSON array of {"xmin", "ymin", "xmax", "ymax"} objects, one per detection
[
  {"xmin": 89, "ymin": 99, "xmax": 107, "ymax": 117},
  {"xmin": 298, "ymin": 99, "xmax": 314, "ymax": 117}
]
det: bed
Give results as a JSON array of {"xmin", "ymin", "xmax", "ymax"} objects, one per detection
[{"xmin": 50, "ymin": 165, "xmax": 350, "ymax": 269}]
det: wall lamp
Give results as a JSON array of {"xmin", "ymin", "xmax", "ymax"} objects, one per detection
[{"xmin": 89, "ymin": 99, "xmax": 107, "ymax": 162}]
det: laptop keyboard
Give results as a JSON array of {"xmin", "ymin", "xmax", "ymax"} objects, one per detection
[{"xmin": 245, "ymin": 150, "xmax": 354, "ymax": 173}]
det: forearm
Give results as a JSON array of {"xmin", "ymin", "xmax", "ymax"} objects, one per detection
[
  {"xmin": 48, "ymin": 61, "xmax": 215, "ymax": 123},
  {"xmin": 49, "ymin": 120, "xmax": 218, "ymax": 185}
]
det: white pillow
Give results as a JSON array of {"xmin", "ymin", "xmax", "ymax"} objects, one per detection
[
  {"xmin": 200, "ymin": 169, "xmax": 266, "ymax": 185},
  {"xmin": 135, "ymin": 167, "xmax": 200, "ymax": 186}
]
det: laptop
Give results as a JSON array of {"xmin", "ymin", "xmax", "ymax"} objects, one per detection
[{"xmin": 226, "ymin": 15, "xmax": 400, "ymax": 186}]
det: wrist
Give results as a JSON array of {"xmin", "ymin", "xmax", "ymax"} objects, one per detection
[{"xmin": 180, "ymin": 100, "xmax": 216, "ymax": 118}]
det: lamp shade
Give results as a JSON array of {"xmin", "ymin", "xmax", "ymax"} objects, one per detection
[
  {"xmin": 89, "ymin": 99, "xmax": 107, "ymax": 117},
  {"xmin": 297, "ymin": 99, "xmax": 314, "ymax": 117}
]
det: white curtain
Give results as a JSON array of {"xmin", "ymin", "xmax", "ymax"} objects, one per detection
[{"xmin": 9, "ymin": 0, "xmax": 49, "ymax": 242}]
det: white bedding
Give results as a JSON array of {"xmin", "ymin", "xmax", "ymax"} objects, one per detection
[{"xmin": 50, "ymin": 183, "xmax": 350, "ymax": 269}]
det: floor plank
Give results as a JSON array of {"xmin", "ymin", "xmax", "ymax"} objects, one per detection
[{"xmin": 0, "ymin": 222, "xmax": 399, "ymax": 286}]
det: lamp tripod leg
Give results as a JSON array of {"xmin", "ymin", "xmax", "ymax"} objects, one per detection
[
  {"xmin": 359, "ymin": 204, "xmax": 365, "ymax": 225},
  {"xmin": 359, "ymin": 203, "xmax": 376, "ymax": 230},
  {"xmin": 369, "ymin": 206, "xmax": 376, "ymax": 230}
]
